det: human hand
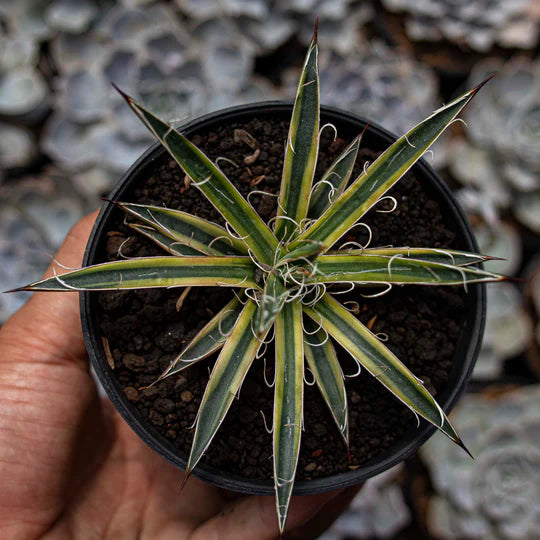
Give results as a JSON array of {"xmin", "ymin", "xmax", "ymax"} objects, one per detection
[{"xmin": 0, "ymin": 212, "xmax": 361, "ymax": 540}]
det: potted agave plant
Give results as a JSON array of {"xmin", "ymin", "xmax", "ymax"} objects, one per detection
[{"xmin": 14, "ymin": 27, "xmax": 505, "ymax": 534}]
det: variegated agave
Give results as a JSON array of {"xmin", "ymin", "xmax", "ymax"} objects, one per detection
[{"xmin": 15, "ymin": 28, "xmax": 504, "ymax": 533}]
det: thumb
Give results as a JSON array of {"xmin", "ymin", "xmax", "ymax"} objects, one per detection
[{"xmin": 0, "ymin": 211, "xmax": 99, "ymax": 368}]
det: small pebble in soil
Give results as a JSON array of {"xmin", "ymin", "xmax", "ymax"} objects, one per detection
[
  {"xmin": 149, "ymin": 410, "xmax": 164, "ymax": 426},
  {"xmin": 181, "ymin": 390, "xmax": 194, "ymax": 403},
  {"xmin": 123, "ymin": 353, "xmax": 146, "ymax": 371},
  {"xmin": 141, "ymin": 386, "xmax": 158, "ymax": 399},
  {"xmin": 124, "ymin": 386, "xmax": 139, "ymax": 401},
  {"xmin": 175, "ymin": 375, "xmax": 188, "ymax": 391},
  {"xmin": 154, "ymin": 398, "xmax": 175, "ymax": 414}
]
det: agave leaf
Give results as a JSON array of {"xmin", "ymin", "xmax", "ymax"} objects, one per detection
[
  {"xmin": 119, "ymin": 202, "xmax": 248, "ymax": 256},
  {"xmin": 13, "ymin": 256, "xmax": 259, "ymax": 292},
  {"xmin": 335, "ymin": 247, "xmax": 495, "ymax": 267},
  {"xmin": 274, "ymin": 26, "xmax": 319, "ymax": 242},
  {"xmin": 304, "ymin": 254, "xmax": 504, "ymax": 286},
  {"xmin": 155, "ymin": 295, "xmax": 244, "ymax": 382},
  {"xmin": 186, "ymin": 300, "xmax": 269, "ymax": 476},
  {"xmin": 307, "ymin": 131, "xmax": 363, "ymax": 219},
  {"xmin": 253, "ymin": 272, "xmax": 289, "ymax": 337},
  {"xmin": 305, "ymin": 294, "xmax": 466, "ymax": 448},
  {"xmin": 115, "ymin": 87, "xmax": 280, "ymax": 265},
  {"xmin": 274, "ymin": 300, "xmax": 304, "ymax": 534},
  {"xmin": 128, "ymin": 223, "xmax": 204, "ymax": 256},
  {"xmin": 303, "ymin": 315, "xmax": 348, "ymax": 445},
  {"xmin": 290, "ymin": 83, "xmax": 487, "ymax": 252}
]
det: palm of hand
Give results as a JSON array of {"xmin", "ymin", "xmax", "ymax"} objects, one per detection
[{"xmin": 0, "ymin": 214, "xmax": 358, "ymax": 540}]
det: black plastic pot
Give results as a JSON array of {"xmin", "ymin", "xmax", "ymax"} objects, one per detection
[{"xmin": 81, "ymin": 102, "xmax": 486, "ymax": 495}]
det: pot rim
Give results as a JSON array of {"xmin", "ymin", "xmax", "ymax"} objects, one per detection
[{"xmin": 81, "ymin": 101, "xmax": 486, "ymax": 495}]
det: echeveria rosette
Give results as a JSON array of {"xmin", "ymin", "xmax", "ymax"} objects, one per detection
[
  {"xmin": 453, "ymin": 56, "xmax": 540, "ymax": 232},
  {"xmin": 10, "ymin": 28, "xmax": 506, "ymax": 534},
  {"xmin": 381, "ymin": 0, "xmax": 538, "ymax": 52},
  {"xmin": 421, "ymin": 387, "xmax": 540, "ymax": 539}
]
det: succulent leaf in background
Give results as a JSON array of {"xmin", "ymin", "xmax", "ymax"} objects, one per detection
[
  {"xmin": 12, "ymin": 30, "xmax": 507, "ymax": 533},
  {"xmin": 451, "ymin": 56, "xmax": 540, "ymax": 233},
  {"xmin": 382, "ymin": 0, "xmax": 540, "ymax": 52},
  {"xmin": 0, "ymin": 123, "xmax": 34, "ymax": 171},
  {"xmin": 475, "ymin": 282, "xmax": 533, "ymax": 379},
  {"xmin": 32, "ymin": 0, "xmax": 373, "ymax": 202},
  {"xmin": 524, "ymin": 256, "xmax": 540, "ymax": 379},
  {"xmin": 0, "ymin": 0, "xmax": 48, "ymax": 121},
  {"xmin": 468, "ymin": 222, "xmax": 533, "ymax": 380},
  {"xmin": 420, "ymin": 386, "xmax": 540, "ymax": 539},
  {"xmin": 0, "ymin": 174, "xmax": 85, "ymax": 322},
  {"xmin": 43, "ymin": 2, "xmax": 280, "ymax": 200},
  {"xmin": 320, "ymin": 466, "xmax": 411, "ymax": 539}
]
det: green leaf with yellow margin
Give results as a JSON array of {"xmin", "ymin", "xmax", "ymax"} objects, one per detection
[
  {"xmin": 304, "ymin": 254, "xmax": 503, "ymax": 286},
  {"xmin": 155, "ymin": 295, "xmax": 244, "ymax": 382},
  {"xmin": 274, "ymin": 25, "xmax": 319, "ymax": 242},
  {"xmin": 307, "ymin": 131, "xmax": 363, "ymax": 219},
  {"xmin": 14, "ymin": 256, "xmax": 259, "ymax": 291},
  {"xmin": 115, "ymin": 86, "xmax": 280, "ymax": 265},
  {"xmin": 185, "ymin": 300, "xmax": 270, "ymax": 476},
  {"xmin": 338, "ymin": 247, "xmax": 495, "ymax": 267},
  {"xmin": 303, "ymin": 315, "xmax": 348, "ymax": 444},
  {"xmin": 118, "ymin": 202, "xmax": 248, "ymax": 256},
  {"xmin": 304, "ymin": 294, "xmax": 469, "ymax": 453},
  {"xmin": 289, "ymin": 82, "xmax": 489, "ymax": 253},
  {"xmin": 273, "ymin": 300, "xmax": 304, "ymax": 534},
  {"xmin": 127, "ymin": 223, "xmax": 203, "ymax": 256}
]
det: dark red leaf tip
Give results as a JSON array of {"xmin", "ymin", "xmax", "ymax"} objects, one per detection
[
  {"xmin": 457, "ymin": 436, "xmax": 474, "ymax": 459},
  {"xmin": 3, "ymin": 287, "xmax": 27, "ymax": 294},
  {"xmin": 471, "ymin": 73, "xmax": 496, "ymax": 95},
  {"xmin": 100, "ymin": 197, "xmax": 121, "ymax": 206},
  {"xmin": 111, "ymin": 82, "xmax": 134, "ymax": 104},
  {"xmin": 178, "ymin": 471, "xmax": 191, "ymax": 495}
]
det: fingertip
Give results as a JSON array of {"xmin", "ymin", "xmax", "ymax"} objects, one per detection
[{"xmin": 285, "ymin": 485, "xmax": 363, "ymax": 539}]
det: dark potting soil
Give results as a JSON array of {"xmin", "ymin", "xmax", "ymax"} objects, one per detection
[{"xmin": 95, "ymin": 115, "xmax": 466, "ymax": 482}]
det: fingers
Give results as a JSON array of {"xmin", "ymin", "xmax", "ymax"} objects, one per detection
[
  {"xmin": 191, "ymin": 488, "xmax": 352, "ymax": 540},
  {"xmin": 286, "ymin": 484, "xmax": 362, "ymax": 539},
  {"xmin": 0, "ymin": 211, "xmax": 99, "ymax": 368}
]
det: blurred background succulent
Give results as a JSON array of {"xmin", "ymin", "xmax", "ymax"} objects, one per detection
[
  {"xmin": 420, "ymin": 386, "xmax": 540, "ymax": 539},
  {"xmin": 1, "ymin": 0, "xmax": 539, "ymax": 537},
  {"xmin": 320, "ymin": 465, "xmax": 411, "ymax": 539},
  {"xmin": 44, "ymin": 2, "xmax": 274, "ymax": 201},
  {"xmin": 451, "ymin": 56, "xmax": 540, "ymax": 234},
  {"xmin": 381, "ymin": 0, "xmax": 540, "ymax": 52}
]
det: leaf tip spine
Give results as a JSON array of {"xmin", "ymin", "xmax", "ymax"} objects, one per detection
[
  {"xmin": 502, "ymin": 275, "xmax": 525, "ymax": 284},
  {"xmin": 3, "ymin": 286, "xmax": 28, "ymax": 293},
  {"xmin": 455, "ymin": 436, "xmax": 474, "ymax": 459},
  {"xmin": 313, "ymin": 18, "xmax": 319, "ymax": 43},
  {"xmin": 360, "ymin": 122, "xmax": 370, "ymax": 137},
  {"xmin": 178, "ymin": 471, "xmax": 192, "ymax": 495},
  {"xmin": 470, "ymin": 73, "xmax": 496, "ymax": 96},
  {"xmin": 100, "ymin": 196, "xmax": 120, "ymax": 207},
  {"xmin": 111, "ymin": 82, "xmax": 134, "ymax": 104}
]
